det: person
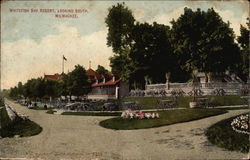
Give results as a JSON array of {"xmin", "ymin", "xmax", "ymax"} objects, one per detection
[{"xmin": 44, "ymin": 104, "xmax": 47, "ymax": 109}]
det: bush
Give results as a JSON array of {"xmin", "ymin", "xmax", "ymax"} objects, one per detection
[
  {"xmin": 0, "ymin": 106, "xmax": 12, "ymax": 128},
  {"xmin": 0, "ymin": 119, "xmax": 42, "ymax": 138},
  {"xmin": 206, "ymin": 113, "xmax": 250, "ymax": 153}
]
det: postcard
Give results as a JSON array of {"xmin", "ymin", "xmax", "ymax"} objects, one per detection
[{"xmin": 0, "ymin": 0, "xmax": 249, "ymax": 160}]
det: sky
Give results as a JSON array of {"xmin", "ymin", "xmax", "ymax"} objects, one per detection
[{"xmin": 1, "ymin": 0, "xmax": 249, "ymax": 89}]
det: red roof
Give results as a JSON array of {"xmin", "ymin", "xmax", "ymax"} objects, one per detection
[
  {"xmin": 44, "ymin": 74, "xmax": 60, "ymax": 81},
  {"xmin": 91, "ymin": 79, "xmax": 121, "ymax": 87},
  {"xmin": 83, "ymin": 68, "xmax": 121, "ymax": 88},
  {"xmin": 86, "ymin": 68, "xmax": 101, "ymax": 79}
]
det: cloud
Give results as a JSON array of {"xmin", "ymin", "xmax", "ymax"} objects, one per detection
[
  {"xmin": 147, "ymin": 6, "xmax": 187, "ymax": 26},
  {"xmin": 148, "ymin": 6, "xmax": 247, "ymax": 36},
  {"xmin": 133, "ymin": 8, "xmax": 145, "ymax": 20},
  {"xmin": 1, "ymin": 24, "xmax": 113, "ymax": 89},
  {"xmin": 214, "ymin": 8, "xmax": 248, "ymax": 35}
]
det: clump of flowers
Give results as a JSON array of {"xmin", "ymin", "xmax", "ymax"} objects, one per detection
[
  {"xmin": 121, "ymin": 110, "xmax": 159, "ymax": 119},
  {"xmin": 231, "ymin": 114, "xmax": 249, "ymax": 135}
]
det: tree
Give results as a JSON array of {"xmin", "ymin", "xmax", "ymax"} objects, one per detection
[
  {"xmin": 44, "ymin": 79, "xmax": 59, "ymax": 99},
  {"xmin": 129, "ymin": 22, "xmax": 175, "ymax": 86},
  {"xmin": 171, "ymin": 8, "xmax": 241, "ymax": 75},
  {"xmin": 17, "ymin": 82, "xmax": 23, "ymax": 97},
  {"xmin": 106, "ymin": 3, "xmax": 135, "ymax": 80},
  {"xmin": 96, "ymin": 65, "xmax": 109, "ymax": 75},
  {"xmin": 58, "ymin": 73, "xmax": 70, "ymax": 96},
  {"xmin": 105, "ymin": 2, "xmax": 135, "ymax": 53},
  {"xmin": 9, "ymin": 87, "xmax": 18, "ymax": 99},
  {"xmin": 237, "ymin": 18, "xmax": 249, "ymax": 82},
  {"xmin": 67, "ymin": 65, "xmax": 90, "ymax": 97}
]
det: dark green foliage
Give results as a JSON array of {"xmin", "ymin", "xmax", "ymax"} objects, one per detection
[
  {"xmin": 9, "ymin": 86, "xmax": 19, "ymax": 99},
  {"xmin": 44, "ymin": 79, "xmax": 59, "ymax": 98},
  {"xmin": 8, "ymin": 64, "xmax": 90, "ymax": 100},
  {"xmin": 236, "ymin": 19, "xmax": 249, "ymax": 82},
  {"xmin": 67, "ymin": 65, "xmax": 90, "ymax": 96},
  {"xmin": 0, "ymin": 119, "xmax": 42, "ymax": 138},
  {"xmin": 62, "ymin": 111, "xmax": 121, "ymax": 116},
  {"xmin": 106, "ymin": 3, "xmax": 135, "ymax": 80},
  {"xmin": 105, "ymin": 2, "xmax": 135, "ymax": 53},
  {"xmin": 171, "ymin": 7, "xmax": 241, "ymax": 74},
  {"xmin": 0, "ymin": 94, "xmax": 4, "ymax": 106},
  {"xmin": 0, "ymin": 107, "xmax": 12, "ymax": 128},
  {"xmin": 30, "ymin": 106, "xmax": 48, "ymax": 110},
  {"xmin": 207, "ymin": 95, "xmax": 247, "ymax": 106},
  {"xmin": 96, "ymin": 65, "xmax": 110, "ymax": 75},
  {"xmin": 129, "ymin": 22, "xmax": 176, "ymax": 84},
  {"xmin": 123, "ymin": 96, "xmax": 246, "ymax": 110},
  {"xmin": 206, "ymin": 113, "xmax": 250, "ymax": 153},
  {"xmin": 99, "ymin": 109, "xmax": 227, "ymax": 130},
  {"xmin": 107, "ymin": 5, "xmax": 243, "ymax": 85}
]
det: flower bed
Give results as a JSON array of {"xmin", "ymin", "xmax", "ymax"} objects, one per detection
[
  {"xmin": 231, "ymin": 114, "xmax": 249, "ymax": 135},
  {"xmin": 121, "ymin": 110, "xmax": 159, "ymax": 119}
]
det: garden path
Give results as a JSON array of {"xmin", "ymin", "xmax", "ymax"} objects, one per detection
[{"xmin": 0, "ymin": 99, "xmax": 249, "ymax": 160}]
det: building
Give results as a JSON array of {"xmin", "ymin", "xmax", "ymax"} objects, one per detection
[
  {"xmin": 43, "ymin": 69, "xmax": 129, "ymax": 100},
  {"xmin": 44, "ymin": 74, "xmax": 61, "ymax": 81},
  {"xmin": 85, "ymin": 68, "xmax": 129, "ymax": 100}
]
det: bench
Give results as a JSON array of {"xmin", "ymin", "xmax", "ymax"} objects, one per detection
[{"xmin": 157, "ymin": 100, "xmax": 175, "ymax": 109}]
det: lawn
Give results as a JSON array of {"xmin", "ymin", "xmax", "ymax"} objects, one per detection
[
  {"xmin": 0, "ymin": 106, "xmax": 12, "ymax": 128},
  {"xmin": 30, "ymin": 107, "xmax": 47, "ymax": 110},
  {"xmin": 0, "ymin": 101, "xmax": 43, "ymax": 138},
  {"xmin": 62, "ymin": 111, "xmax": 122, "ymax": 116},
  {"xmin": 0, "ymin": 118, "xmax": 42, "ymax": 138},
  {"xmin": 99, "ymin": 108, "xmax": 227, "ymax": 130},
  {"xmin": 123, "ymin": 95, "xmax": 246, "ymax": 110},
  {"xmin": 206, "ymin": 113, "xmax": 249, "ymax": 153}
]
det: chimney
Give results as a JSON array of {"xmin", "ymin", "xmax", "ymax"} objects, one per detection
[
  {"xmin": 112, "ymin": 75, "xmax": 115, "ymax": 82},
  {"xmin": 102, "ymin": 75, "xmax": 106, "ymax": 83},
  {"xmin": 95, "ymin": 76, "xmax": 98, "ymax": 84}
]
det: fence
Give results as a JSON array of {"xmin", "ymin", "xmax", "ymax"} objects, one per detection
[{"xmin": 133, "ymin": 82, "xmax": 249, "ymax": 97}]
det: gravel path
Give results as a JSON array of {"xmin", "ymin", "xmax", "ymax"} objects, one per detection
[{"xmin": 0, "ymin": 99, "xmax": 249, "ymax": 160}]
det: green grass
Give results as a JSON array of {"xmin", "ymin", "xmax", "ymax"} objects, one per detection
[
  {"xmin": 206, "ymin": 113, "xmax": 250, "ymax": 153},
  {"xmin": 207, "ymin": 95, "xmax": 247, "ymax": 106},
  {"xmin": 0, "ymin": 119, "xmax": 42, "ymax": 138},
  {"xmin": 122, "ymin": 95, "xmax": 246, "ymax": 110},
  {"xmin": 30, "ymin": 106, "xmax": 48, "ymax": 110},
  {"xmin": 0, "ymin": 106, "xmax": 12, "ymax": 128},
  {"xmin": 217, "ymin": 106, "xmax": 249, "ymax": 110},
  {"xmin": 62, "ymin": 111, "xmax": 122, "ymax": 116},
  {"xmin": 99, "ymin": 108, "xmax": 227, "ymax": 130},
  {"xmin": 123, "ymin": 97, "xmax": 173, "ymax": 109}
]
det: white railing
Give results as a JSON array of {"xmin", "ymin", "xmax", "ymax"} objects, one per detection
[
  {"xmin": 132, "ymin": 82, "xmax": 249, "ymax": 97},
  {"xmin": 146, "ymin": 82, "xmax": 246, "ymax": 90}
]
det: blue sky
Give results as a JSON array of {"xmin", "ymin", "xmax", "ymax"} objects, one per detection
[{"xmin": 1, "ymin": 0, "xmax": 249, "ymax": 89}]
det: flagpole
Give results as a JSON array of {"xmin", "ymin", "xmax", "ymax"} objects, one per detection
[{"xmin": 62, "ymin": 55, "xmax": 64, "ymax": 74}]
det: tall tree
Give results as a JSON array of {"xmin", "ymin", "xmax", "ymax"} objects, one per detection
[
  {"xmin": 237, "ymin": 18, "xmax": 249, "ymax": 82},
  {"xmin": 171, "ymin": 8, "xmax": 241, "ymax": 75},
  {"xmin": 17, "ymin": 82, "xmax": 23, "ymax": 97},
  {"xmin": 67, "ymin": 65, "xmax": 90, "ymax": 97},
  {"xmin": 44, "ymin": 79, "xmax": 59, "ymax": 99},
  {"xmin": 9, "ymin": 87, "xmax": 18, "ymax": 99},
  {"xmin": 129, "ymin": 22, "xmax": 175, "ymax": 85},
  {"xmin": 106, "ymin": 3, "xmax": 135, "ymax": 80}
]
